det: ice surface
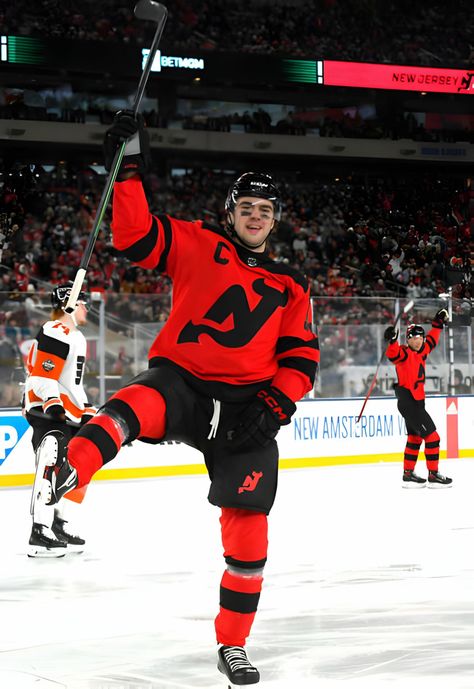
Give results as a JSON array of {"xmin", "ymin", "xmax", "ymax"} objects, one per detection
[{"xmin": 1, "ymin": 458, "xmax": 473, "ymax": 688}]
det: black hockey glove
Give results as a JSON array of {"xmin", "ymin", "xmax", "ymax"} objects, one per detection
[
  {"xmin": 384, "ymin": 326, "xmax": 398, "ymax": 343},
  {"xmin": 80, "ymin": 405, "xmax": 97, "ymax": 426},
  {"xmin": 231, "ymin": 386, "xmax": 296, "ymax": 448},
  {"xmin": 433, "ymin": 308, "xmax": 449, "ymax": 326},
  {"xmin": 103, "ymin": 110, "xmax": 151, "ymax": 181},
  {"xmin": 44, "ymin": 399, "xmax": 66, "ymax": 422}
]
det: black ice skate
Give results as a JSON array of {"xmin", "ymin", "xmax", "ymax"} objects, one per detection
[
  {"xmin": 402, "ymin": 470, "xmax": 426, "ymax": 488},
  {"xmin": 428, "ymin": 471, "xmax": 453, "ymax": 488},
  {"xmin": 52, "ymin": 509, "xmax": 85, "ymax": 553},
  {"xmin": 30, "ymin": 431, "xmax": 78, "ymax": 514},
  {"xmin": 28, "ymin": 523, "xmax": 67, "ymax": 558},
  {"xmin": 217, "ymin": 645, "xmax": 260, "ymax": 686}
]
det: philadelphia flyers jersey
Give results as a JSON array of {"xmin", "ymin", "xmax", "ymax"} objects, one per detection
[
  {"xmin": 25, "ymin": 320, "xmax": 91, "ymax": 423},
  {"xmin": 386, "ymin": 325, "xmax": 442, "ymax": 400},
  {"xmin": 111, "ymin": 177, "xmax": 319, "ymax": 402}
]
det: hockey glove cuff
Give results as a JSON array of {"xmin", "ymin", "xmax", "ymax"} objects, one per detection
[{"xmin": 231, "ymin": 386, "xmax": 296, "ymax": 448}]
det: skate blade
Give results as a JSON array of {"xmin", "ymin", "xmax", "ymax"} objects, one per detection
[
  {"xmin": 27, "ymin": 546, "xmax": 66, "ymax": 558},
  {"xmin": 402, "ymin": 482, "xmax": 426, "ymax": 489},
  {"xmin": 218, "ymin": 666, "xmax": 259, "ymax": 687},
  {"xmin": 427, "ymin": 482, "xmax": 453, "ymax": 489},
  {"xmin": 30, "ymin": 435, "xmax": 59, "ymax": 515}
]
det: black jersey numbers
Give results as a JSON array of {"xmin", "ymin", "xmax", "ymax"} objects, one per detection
[
  {"xmin": 177, "ymin": 278, "xmax": 288, "ymax": 347},
  {"xmin": 75, "ymin": 355, "xmax": 85, "ymax": 384},
  {"xmin": 414, "ymin": 363, "xmax": 425, "ymax": 390}
]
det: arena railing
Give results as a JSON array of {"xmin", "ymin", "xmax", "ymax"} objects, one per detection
[{"xmin": 0, "ymin": 292, "xmax": 471, "ymax": 408}]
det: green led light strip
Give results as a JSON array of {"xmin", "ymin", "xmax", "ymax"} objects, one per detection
[
  {"xmin": 7, "ymin": 36, "xmax": 45, "ymax": 64},
  {"xmin": 282, "ymin": 59, "xmax": 324, "ymax": 84}
]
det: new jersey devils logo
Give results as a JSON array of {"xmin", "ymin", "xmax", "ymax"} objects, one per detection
[{"xmin": 177, "ymin": 279, "xmax": 288, "ymax": 347}]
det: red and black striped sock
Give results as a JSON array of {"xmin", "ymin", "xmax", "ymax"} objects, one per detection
[
  {"xmin": 404, "ymin": 434, "xmax": 422, "ymax": 472},
  {"xmin": 424, "ymin": 430, "xmax": 440, "ymax": 472},
  {"xmin": 215, "ymin": 508, "xmax": 268, "ymax": 647}
]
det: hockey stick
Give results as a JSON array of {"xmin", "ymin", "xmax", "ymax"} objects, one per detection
[
  {"xmin": 356, "ymin": 299, "xmax": 414, "ymax": 423},
  {"xmin": 65, "ymin": 0, "xmax": 168, "ymax": 313}
]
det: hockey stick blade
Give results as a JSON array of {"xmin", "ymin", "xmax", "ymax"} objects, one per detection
[{"xmin": 134, "ymin": 0, "xmax": 167, "ymax": 23}]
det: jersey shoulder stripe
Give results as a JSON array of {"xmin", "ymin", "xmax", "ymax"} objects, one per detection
[
  {"xmin": 37, "ymin": 323, "xmax": 70, "ymax": 359},
  {"xmin": 261, "ymin": 260, "xmax": 308, "ymax": 291}
]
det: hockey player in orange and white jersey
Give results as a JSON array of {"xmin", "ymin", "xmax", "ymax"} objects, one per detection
[{"xmin": 25, "ymin": 283, "xmax": 97, "ymax": 557}]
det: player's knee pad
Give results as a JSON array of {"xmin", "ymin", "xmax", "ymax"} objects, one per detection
[
  {"xmin": 112, "ymin": 384, "xmax": 166, "ymax": 440},
  {"xmin": 98, "ymin": 398, "xmax": 140, "ymax": 445}
]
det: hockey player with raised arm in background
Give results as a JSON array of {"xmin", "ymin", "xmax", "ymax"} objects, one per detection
[
  {"xmin": 384, "ymin": 308, "xmax": 452, "ymax": 488},
  {"xmin": 26, "ymin": 283, "xmax": 96, "ymax": 556},
  {"xmin": 31, "ymin": 111, "xmax": 319, "ymax": 685}
]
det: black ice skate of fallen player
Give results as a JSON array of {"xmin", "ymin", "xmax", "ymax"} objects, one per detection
[{"xmin": 385, "ymin": 309, "xmax": 453, "ymax": 488}]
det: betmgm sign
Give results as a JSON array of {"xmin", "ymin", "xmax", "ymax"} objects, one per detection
[{"xmin": 142, "ymin": 48, "xmax": 204, "ymax": 73}]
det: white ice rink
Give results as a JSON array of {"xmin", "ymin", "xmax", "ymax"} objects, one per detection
[{"xmin": 1, "ymin": 458, "xmax": 474, "ymax": 689}]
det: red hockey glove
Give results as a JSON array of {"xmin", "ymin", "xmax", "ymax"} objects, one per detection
[
  {"xmin": 231, "ymin": 386, "xmax": 296, "ymax": 448},
  {"xmin": 103, "ymin": 110, "xmax": 151, "ymax": 181}
]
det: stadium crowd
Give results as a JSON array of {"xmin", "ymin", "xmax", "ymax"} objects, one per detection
[
  {"xmin": 1, "ymin": 0, "xmax": 472, "ymax": 67},
  {"xmin": 1, "ymin": 162, "xmax": 471, "ymax": 403},
  {"xmin": 1, "ymin": 163, "xmax": 470, "ymax": 311}
]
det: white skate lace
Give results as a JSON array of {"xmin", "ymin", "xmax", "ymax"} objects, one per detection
[
  {"xmin": 222, "ymin": 646, "xmax": 253, "ymax": 672},
  {"xmin": 207, "ymin": 399, "xmax": 221, "ymax": 439}
]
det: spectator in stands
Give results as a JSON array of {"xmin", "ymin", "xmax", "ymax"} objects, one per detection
[{"xmin": 453, "ymin": 369, "xmax": 471, "ymax": 394}]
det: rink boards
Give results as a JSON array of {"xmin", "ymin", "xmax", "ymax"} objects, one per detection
[{"xmin": 0, "ymin": 396, "xmax": 473, "ymax": 487}]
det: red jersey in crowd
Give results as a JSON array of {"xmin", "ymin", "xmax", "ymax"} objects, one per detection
[
  {"xmin": 111, "ymin": 177, "xmax": 319, "ymax": 402},
  {"xmin": 386, "ymin": 323, "xmax": 442, "ymax": 400}
]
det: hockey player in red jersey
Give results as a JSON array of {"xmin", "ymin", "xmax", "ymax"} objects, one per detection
[
  {"xmin": 384, "ymin": 308, "xmax": 452, "ymax": 488},
  {"xmin": 32, "ymin": 112, "xmax": 319, "ymax": 685},
  {"xmin": 27, "ymin": 283, "xmax": 96, "ymax": 556}
]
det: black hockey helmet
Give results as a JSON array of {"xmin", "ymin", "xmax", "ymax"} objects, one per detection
[
  {"xmin": 225, "ymin": 172, "xmax": 282, "ymax": 221},
  {"xmin": 406, "ymin": 323, "xmax": 425, "ymax": 340},
  {"xmin": 51, "ymin": 282, "xmax": 88, "ymax": 310}
]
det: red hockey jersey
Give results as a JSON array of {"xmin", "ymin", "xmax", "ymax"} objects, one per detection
[
  {"xmin": 111, "ymin": 177, "xmax": 319, "ymax": 402},
  {"xmin": 386, "ymin": 324, "xmax": 442, "ymax": 400}
]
